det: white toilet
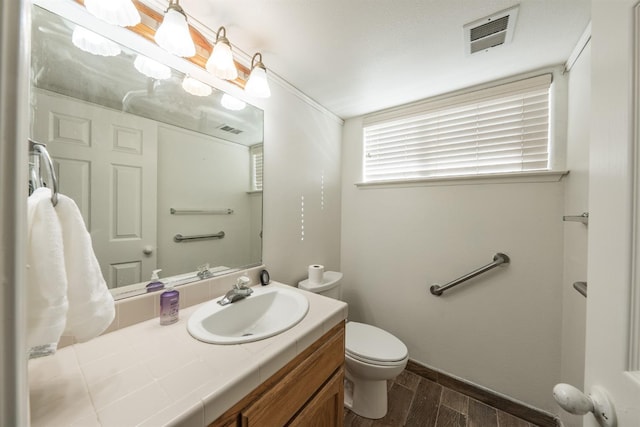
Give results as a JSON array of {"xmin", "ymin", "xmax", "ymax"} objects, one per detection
[{"xmin": 299, "ymin": 271, "xmax": 408, "ymax": 419}]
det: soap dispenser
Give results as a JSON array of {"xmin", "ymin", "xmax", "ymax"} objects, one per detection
[
  {"xmin": 146, "ymin": 269, "xmax": 165, "ymax": 292},
  {"xmin": 159, "ymin": 284, "xmax": 180, "ymax": 325}
]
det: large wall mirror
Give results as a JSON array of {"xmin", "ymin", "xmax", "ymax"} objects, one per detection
[{"xmin": 29, "ymin": 5, "xmax": 264, "ymax": 299}]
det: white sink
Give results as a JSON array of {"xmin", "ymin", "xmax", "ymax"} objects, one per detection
[{"xmin": 187, "ymin": 285, "xmax": 309, "ymax": 344}]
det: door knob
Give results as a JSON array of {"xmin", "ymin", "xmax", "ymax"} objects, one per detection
[
  {"xmin": 142, "ymin": 245, "xmax": 154, "ymax": 255},
  {"xmin": 553, "ymin": 383, "xmax": 616, "ymax": 427}
]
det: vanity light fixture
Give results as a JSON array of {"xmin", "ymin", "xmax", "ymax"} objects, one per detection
[
  {"xmin": 84, "ymin": 0, "xmax": 141, "ymax": 27},
  {"xmin": 245, "ymin": 53, "xmax": 271, "ymax": 98},
  {"xmin": 182, "ymin": 76, "xmax": 213, "ymax": 97},
  {"xmin": 206, "ymin": 26, "xmax": 238, "ymax": 80},
  {"xmin": 71, "ymin": 26, "xmax": 121, "ymax": 57},
  {"xmin": 155, "ymin": 0, "xmax": 196, "ymax": 58},
  {"xmin": 221, "ymin": 93, "xmax": 246, "ymax": 111},
  {"xmin": 134, "ymin": 54, "xmax": 172, "ymax": 80}
]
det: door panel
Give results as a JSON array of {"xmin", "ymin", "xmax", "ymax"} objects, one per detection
[{"xmin": 31, "ymin": 89, "xmax": 158, "ymax": 288}]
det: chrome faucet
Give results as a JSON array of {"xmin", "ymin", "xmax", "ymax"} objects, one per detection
[
  {"xmin": 217, "ymin": 276, "xmax": 253, "ymax": 306},
  {"xmin": 197, "ymin": 263, "xmax": 213, "ymax": 280}
]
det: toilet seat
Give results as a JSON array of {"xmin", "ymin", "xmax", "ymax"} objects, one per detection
[{"xmin": 346, "ymin": 322, "xmax": 408, "ymax": 366}]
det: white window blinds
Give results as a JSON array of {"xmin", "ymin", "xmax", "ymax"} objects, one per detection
[
  {"xmin": 250, "ymin": 144, "xmax": 263, "ymax": 191},
  {"xmin": 363, "ymin": 74, "xmax": 552, "ymax": 182}
]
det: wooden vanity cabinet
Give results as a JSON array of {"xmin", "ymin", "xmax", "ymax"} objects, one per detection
[{"xmin": 210, "ymin": 322, "xmax": 345, "ymax": 427}]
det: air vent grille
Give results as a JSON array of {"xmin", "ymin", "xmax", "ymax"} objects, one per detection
[
  {"xmin": 470, "ymin": 32, "xmax": 507, "ymax": 54},
  {"xmin": 464, "ymin": 6, "xmax": 519, "ymax": 55},
  {"xmin": 218, "ymin": 124, "xmax": 243, "ymax": 134},
  {"xmin": 470, "ymin": 15, "xmax": 509, "ymax": 41}
]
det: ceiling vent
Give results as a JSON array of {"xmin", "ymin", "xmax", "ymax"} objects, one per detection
[
  {"xmin": 218, "ymin": 124, "xmax": 243, "ymax": 134},
  {"xmin": 464, "ymin": 6, "xmax": 519, "ymax": 55}
]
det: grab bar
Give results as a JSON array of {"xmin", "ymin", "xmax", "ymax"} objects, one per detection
[
  {"xmin": 170, "ymin": 208, "xmax": 233, "ymax": 215},
  {"xmin": 174, "ymin": 231, "xmax": 225, "ymax": 243},
  {"xmin": 28, "ymin": 139, "xmax": 59, "ymax": 206},
  {"xmin": 430, "ymin": 252, "xmax": 510, "ymax": 296},
  {"xmin": 573, "ymin": 281, "xmax": 587, "ymax": 297}
]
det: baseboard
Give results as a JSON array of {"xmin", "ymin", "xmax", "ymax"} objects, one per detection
[{"xmin": 406, "ymin": 360, "xmax": 559, "ymax": 427}]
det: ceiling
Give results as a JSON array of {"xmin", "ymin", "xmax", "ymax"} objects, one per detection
[{"xmin": 173, "ymin": 0, "xmax": 591, "ymax": 119}]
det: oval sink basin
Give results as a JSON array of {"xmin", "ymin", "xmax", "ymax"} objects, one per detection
[{"xmin": 187, "ymin": 285, "xmax": 309, "ymax": 344}]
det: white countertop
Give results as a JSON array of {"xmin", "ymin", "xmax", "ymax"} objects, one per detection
[{"xmin": 28, "ymin": 283, "xmax": 348, "ymax": 427}]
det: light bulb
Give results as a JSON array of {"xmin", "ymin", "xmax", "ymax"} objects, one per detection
[
  {"xmin": 155, "ymin": 3, "xmax": 196, "ymax": 57},
  {"xmin": 245, "ymin": 53, "xmax": 271, "ymax": 98},
  {"xmin": 134, "ymin": 55, "xmax": 171, "ymax": 80},
  {"xmin": 221, "ymin": 93, "xmax": 246, "ymax": 111},
  {"xmin": 182, "ymin": 76, "xmax": 212, "ymax": 97},
  {"xmin": 84, "ymin": 0, "xmax": 140, "ymax": 27},
  {"xmin": 205, "ymin": 27, "xmax": 238, "ymax": 80},
  {"xmin": 72, "ymin": 27, "xmax": 121, "ymax": 57}
]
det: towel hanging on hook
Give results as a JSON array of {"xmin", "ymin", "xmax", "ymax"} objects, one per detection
[{"xmin": 28, "ymin": 139, "xmax": 58, "ymax": 206}]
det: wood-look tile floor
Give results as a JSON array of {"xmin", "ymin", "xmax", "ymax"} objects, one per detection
[{"xmin": 344, "ymin": 371, "xmax": 541, "ymax": 427}]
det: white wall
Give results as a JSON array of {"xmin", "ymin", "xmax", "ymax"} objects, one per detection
[
  {"xmin": 341, "ymin": 104, "xmax": 568, "ymax": 411},
  {"xmin": 261, "ymin": 82, "xmax": 343, "ymax": 286},
  {"xmin": 157, "ymin": 125, "xmax": 256, "ymax": 277},
  {"xmin": 558, "ymin": 40, "xmax": 590, "ymax": 427}
]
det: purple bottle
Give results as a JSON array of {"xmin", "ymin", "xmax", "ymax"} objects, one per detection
[{"xmin": 159, "ymin": 285, "xmax": 179, "ymax": 325}]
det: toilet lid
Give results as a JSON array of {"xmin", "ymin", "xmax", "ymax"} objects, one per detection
[{"xmin": 345, "ymin": 322, "xmax": 408, "ymax": 364}]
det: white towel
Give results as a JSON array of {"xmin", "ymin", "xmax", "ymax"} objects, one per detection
[
  {"xmin": 56, "ymin": 193, "xmax": 115, "ymax": 342},
  {"xmin": 26, "ymin": 188, "xmax": 68, "ymax": 357}
]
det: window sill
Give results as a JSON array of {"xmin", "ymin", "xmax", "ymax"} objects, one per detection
[{"xmin": 355, "ymin": 170, "xmax": 569, "ymax": 189}]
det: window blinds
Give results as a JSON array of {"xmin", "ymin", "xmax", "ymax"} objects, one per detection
[
  {"xmin": 363, "ymin": 75, "xmax": 552, "ymax": 182},
  {"xmin": 250, "ymin": 144, "xmax": 263, "ymax": 191}
]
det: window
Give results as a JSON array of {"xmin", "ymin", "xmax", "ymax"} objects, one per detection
[
  {"xmin": 250, "ymin": 144, "xmax": 263, "ymax": 191},
  {"xmin": 363, "ymin": 74, "xmax": 552, "ymax": 183}
]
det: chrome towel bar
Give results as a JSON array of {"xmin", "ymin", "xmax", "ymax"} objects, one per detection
[
  {"xmin": 170, "ymin": 208, "xmax": 234, "ymax": 215},
  {"xmin": 174, "ymin": 231, "xmax": 225, "ymax": 242},
  {"xmin": 430, "ymin": 252, "xmax": 510, "ymax": 296}
]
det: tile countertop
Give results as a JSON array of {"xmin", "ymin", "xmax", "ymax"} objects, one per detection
[{"xmin": 28, "ymin": 282, "xmax": 348, "ymax": 427}]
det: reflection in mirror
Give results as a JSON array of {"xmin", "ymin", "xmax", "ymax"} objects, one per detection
[{"xmin": 29, "ymin": 5, "xmax": 264, "ymax": 299}]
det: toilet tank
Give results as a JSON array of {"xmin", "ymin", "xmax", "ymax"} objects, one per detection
[{"xmin": 298, "ymin": 271, "xmax": 342, "ymax": 300}]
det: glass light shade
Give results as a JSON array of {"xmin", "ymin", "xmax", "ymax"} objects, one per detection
[
  {"xmin": 155, "ymin": 8, "xmax": 196, "ymax": 57},
  {"xmin": 206, "ymin": 42, "xmax": 238, "ymax": 80},
  {"xmin": 182, "ymin": 76, "xmax": 212, "ymax": 97},
  {"xmin": 84, "ymin": 0, "xmax": 140, "ymax": 27},
  {"xmin": 245, "ymin": 65, "xmax": 271, "ymax": 98},
  {"xmin": 72, "ymin": 27, "xmax": 121, "ymax": 57},
  {"xmin": 221, "ymin": 93, "xmax": 246, "ymax": 111},
  {"xmin": 134, "ymin": 55, "xmax": 171, "ymax": 80}
]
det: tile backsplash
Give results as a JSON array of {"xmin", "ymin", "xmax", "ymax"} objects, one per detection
[{"xmin": 58, "ymin": 266, "xmax": 264, "ymax": 349}]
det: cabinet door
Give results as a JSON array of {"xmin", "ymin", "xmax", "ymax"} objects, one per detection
[
  {"xmin": 288, "ymin": 367, "xmax": 344, "ymax": 427},
  {"xmin": 240, "ymin": 328, "xmax": 344, "ymax": 426}
]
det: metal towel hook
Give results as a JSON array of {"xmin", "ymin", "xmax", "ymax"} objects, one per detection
[{"xmin": 28, "ymin": 139, "xmax": 59, "ymax": 206}]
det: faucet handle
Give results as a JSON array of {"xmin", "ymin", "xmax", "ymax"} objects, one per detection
[{"xmin": 235, "ymin": 276, "xmax": 251, "ymax": 289}]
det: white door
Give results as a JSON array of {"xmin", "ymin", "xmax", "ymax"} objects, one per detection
[
  {"xmin": 582, "ymin": 1, "xmax": 640, "ymax": 426},
  {"xmin": 31, "ymin": 89, "xmax": 158, "ymax": 288}
]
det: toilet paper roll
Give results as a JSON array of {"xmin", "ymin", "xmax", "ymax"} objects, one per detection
[{"xmin": 308, "ymin": 264, "xmax": 325, "ymax": 285}]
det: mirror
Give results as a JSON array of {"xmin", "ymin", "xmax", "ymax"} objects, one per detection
[{"xmin": 29, "ymin": 5, "xmax": 263, "ymax": 299}]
